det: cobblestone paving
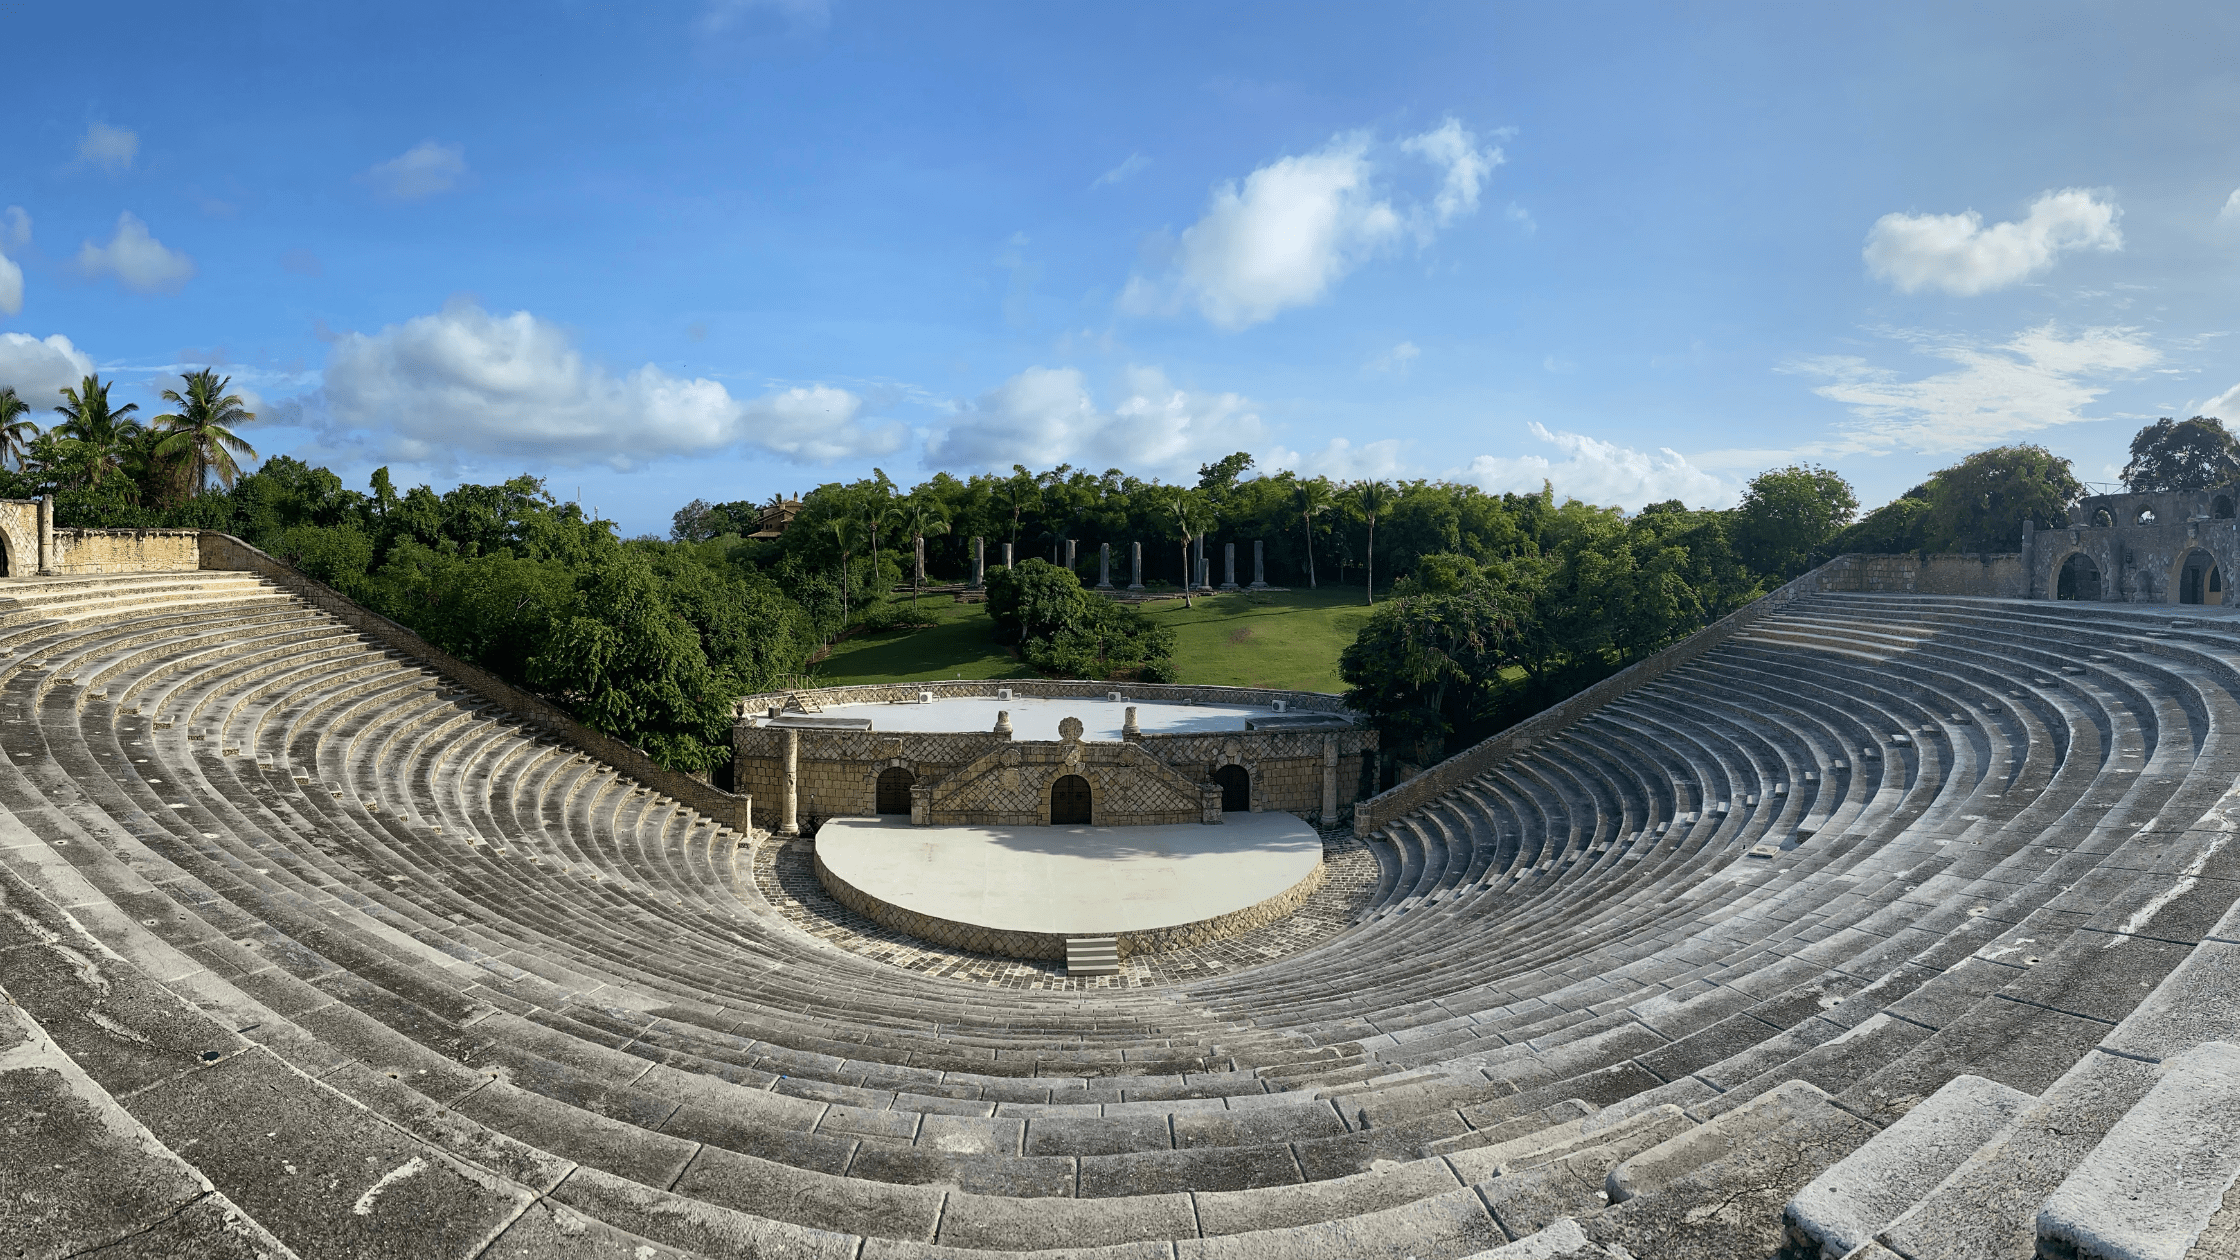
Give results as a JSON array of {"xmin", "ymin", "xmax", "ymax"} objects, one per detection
[{"xmin": 751, "ymin": 827, "xmax": 1381, "ymax": 991}]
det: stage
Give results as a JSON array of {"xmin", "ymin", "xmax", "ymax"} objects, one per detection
[{"xmin": 811, "ymin": 813, "xmax": 1325, "ymax": 960}]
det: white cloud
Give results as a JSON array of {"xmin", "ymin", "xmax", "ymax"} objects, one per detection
[
  {"xmin": 1790, "ymin": 322, "xmax": 2158, "ymax": 452},
  {"xmin": 1122, "ymin": 117, "xmax": 1503, "ymax": 330},
  {"xmin": 2222, "ymin": 188, "xmax": 2240, "ymax": 221},
  {"xmin": 75, "ymin": 212, "xmax": 195, "ymax": 294},
  {"xmin": 1093, "ymin": 153, "xmax": 1150, "ymax": 189},
  {"xmin": 1265, "ymin": 437, "xmax": 1413, "ymax": 482},
  {"xmin": 320, "ymin": 298, "xmax": 902, "ymax": 468},
  {"xmin": 925, "ymin": 365, "xmax": 1263, "ymax": 477},
  {"xmin": 1365, "ymin": 341, "xmax": 1419, "ymax": 374},
  {"xmin": 361, "ymin": 141, "xmax": 469, "ymax": 201},
  {"xmin": 77, "ymin": 123, "xmax": 137, "ymax": 173},
  {"xmin": 1452, "ymin": 423, "xmax": 1733, "ymax": 509},
  {"xmin": 0, "ymin": 333, "xmax": 97, "ymax": 406},
  {"xmin": 2194, "ymin": 380, "xmax": 2240, "ymax": 421},
  {"xmin": 1863, "ymin": 189, "xmax": 2122, "ymax": 296},
  {"xmin": 699, "ymin": 0, "xmax": 829, "ymax": 34},
  {"xmin": 0, "ymin": 208, "xmax": 23, "ymax": 315},
  {"xmin": 1400, "ymin": 118, "xmax": 1496, "ymax": 231}
]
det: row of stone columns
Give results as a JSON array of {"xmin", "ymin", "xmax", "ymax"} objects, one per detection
[{"xmin": 958, "ymin": 535, "xmax": 1273, "ymax": 593}]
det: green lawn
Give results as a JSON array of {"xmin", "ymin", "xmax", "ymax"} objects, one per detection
[
  {"xmin": 808, "ymin": 584, "xmax": 1381, "ymax": 695},
  {"xmin": 1149, "ymin": 585, "xmax": 1372, "ymax": 693},
  {"xmin": 810, "ymin": 594, "xmax": 1040, "ymax": 685}
]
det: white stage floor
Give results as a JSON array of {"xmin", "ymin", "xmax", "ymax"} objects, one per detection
[{"xmin": 813, "ymin": 813, "xmax": 1323, "ymax": 938}]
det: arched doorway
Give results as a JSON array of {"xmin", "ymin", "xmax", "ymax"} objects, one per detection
[
  {"xmin": 0, "ymin": 533, "xmax": 11, "ymax": 577},
  {"xmin": 2057, "ymin": 553, "xmax": 2102, "ymax": 601},
  {"xmin": 875, "ymin": 766, "xmax": 915, "ymax": 814},
  {"xmin": 2180, "ymin": 550, "xmax": 2224, "ymax": 605},
  {"xmin": 1213, "ymin": 764, "xmax": 1251, "ymax": 812},
  {"xmin": 1050, "ymin": 775, "xmax": 1091, "ymax": 824}
]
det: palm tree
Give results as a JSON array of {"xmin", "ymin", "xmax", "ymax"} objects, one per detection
[
  {"xmin": 151, "ymin": 369, "xmax": 258, "ymax": 495},
  {"xmin": 829, "ymin": 518, "xmax": 855, "ymax": 626},
  {"xmin": 902, "ymin": 496, "xmax": 951, "ymax": 608},
  {"xmin": 0, "ymin": 387, "xmax": 38, "ymax": 471},
  {"xmin": 1352, "ymin": 480, "xmax": 1392, "ymax": 605},
  {"xmin": 1168, "ymin": 491, "xmax": 1207, "ymax": 609},
  {"xmin": 1296, "ymin": 477, "xmax": 1333, "ymax": 589},
  {"xmin": 52, "ymin": 374, "xmax": 143, "ymax": 489}
]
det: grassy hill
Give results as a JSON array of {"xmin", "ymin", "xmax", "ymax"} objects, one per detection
[{"xmin": 811, "ymin": 585, "xmax": 1377, "ymax": 694}]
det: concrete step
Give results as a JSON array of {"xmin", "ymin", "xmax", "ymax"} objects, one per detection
[{"xmin": 1067, "ymin": 936, "xmax": 1120, "ymax": 976}]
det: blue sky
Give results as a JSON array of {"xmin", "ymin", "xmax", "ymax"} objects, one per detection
[{"xmin": 4, "ymin": 1, "xmax": 2238, "ymax": 535}]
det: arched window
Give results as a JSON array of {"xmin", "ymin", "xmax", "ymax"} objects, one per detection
[
  {"xmin": 875, "ymin": 767, "xmax": 915, "ymax": 814},
  {"xmin": 1050, "ymin": 775, "xmax": 1092, "ymax": 825},
  {"xmin": 2217, "ymin": 496, "xmax": 2236, "ymax": 520},
  {"xmin": 2057, "ymin": 553, "xmax": 2102, "ymax": 602},
  {"xmin": 2093, "ymin": 509, "xmax": 2114, "ymax": 528},
  {"xmin": 2138, "ymin": 509, "xmax": 2159, "ymax": 526},
  {"xmin": 1213, "ymin": 764, "xmax": 1251, "ymax": 812}
]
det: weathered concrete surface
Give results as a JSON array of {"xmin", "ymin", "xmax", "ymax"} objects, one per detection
[
  {"xmin": 2037, "ymin": 1040, "xmax": 2240, "ymax": 1260},
  {"xmin": 1784, "ymin": 1073, "xmax": 2032, "ymax": 1259},
  {"xmin": 1590, "ymin": 1080, "xmax": 1878, "ymax": 1260},
  {"xmin": 816, "ymin": 813, "xmax": 1321, "ymax": 938}
]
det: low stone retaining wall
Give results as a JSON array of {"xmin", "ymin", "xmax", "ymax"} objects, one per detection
[
  {"xmin": 1816, "ymin": 551, "xmax": 2027, "ymax": 597},
  {"xmin": 197, "ymin": 532, "xmax": 756, "ymax": 834},
  {"xmin": 814, "ymin": 843, "xmax": 1325, "ymax": 961}
]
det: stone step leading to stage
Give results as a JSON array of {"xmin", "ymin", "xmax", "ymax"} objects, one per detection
[{"xmin": 1067, "ymin": 936, "xmax": 1120, "ymax": 976}]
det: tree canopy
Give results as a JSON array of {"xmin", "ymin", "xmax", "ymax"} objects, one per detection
[{"xmin": 2121, "ymin": 416, "xmax": 2240, "ymax": 492}]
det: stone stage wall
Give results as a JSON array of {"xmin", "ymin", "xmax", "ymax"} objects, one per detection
[
  {"xmin": 815, "ymin": 845, "xmax": 1326, "ymax": 961},
  {"xmin": 735, "ymin": 693, "xmax": 1374, "ymax": 831}
]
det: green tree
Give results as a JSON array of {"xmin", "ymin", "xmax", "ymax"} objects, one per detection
[
  {"xmin": 1828, "ymin": 487, "xmax": 1931, "ymax": 555},
  {"xmin": 2120, "ymin": 416, "xmax": 2240, "ymax": 492},
  {"xmin": 0, "ymin": 387, "xmax": 38, "ymax": 470},
  {"xmin": 1733, "ymin": 463, "xmax": 1858, "ymax": 577},
  {"xmin": 1296, "ymin": 477, "xmax": 1333, "ymax": 588},
  {"xmin": 51, "ymin": 374, "xmax": 143, "ymax": 489},
  {"xmin": 1920, "ymin": 445, "xmax": 2081, "ymax": 552},
  {"xmin": 151, "ymin": 369, "xmax": 258, "ymax": 494},
  {"xmin": 1351, "ymin": 480, "xmax": 1393, "ymax": 605},
  {"xmin": 902, "ymin": 494, "xmax": 951, "ymax": 607},
  {"xmin": 1166, "ymin": 490, "xmax": 1209, "ymax": 608},
  {"xmin": 1339, "ymin": 554, "xmax": 1521, "ymax": 764}
]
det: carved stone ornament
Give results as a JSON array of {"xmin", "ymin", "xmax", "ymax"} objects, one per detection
[
  {"xmin": 1000, "ymin": 748, "xmax": 1022, "ymax": 766},
  {"xmin": 1058, "ymin": 716, "xmax": 1085, "ymax": 743}
]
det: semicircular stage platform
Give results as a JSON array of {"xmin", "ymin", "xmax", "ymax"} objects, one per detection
[{"xmin": 812, "ymin": 813, "xmax": 1325, "ymax": 960}]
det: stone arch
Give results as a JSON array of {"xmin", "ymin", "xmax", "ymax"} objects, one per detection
[
  {"xmin": 1050, "ymin": 774, "xmax": 1092, "ymax": 824},
  {"xmin": 1212, "ymin": 764, "xmax": 1251, "ymax": 812},
  {"xmin": 2137, "ymin": 508, "xmax": 2159, "ymax": 526},
  {"xmin": 2177, "ymin": 548, "xmax": 2224, "ymax": 606},
  {"xmin": 2216, "ymin": 495, "xmax": 2236, "ymax": 520},
  {"xmin": 2093, "ymin": 509, "xmax": 2114, "ymax": 528},
  {"xmin": 0, "ymin": 515, "xmax": 32, "ymax": 579},
  {"xmin": 875, "ymin": 766, "xmax": 916, "ymax": 814},
  {"xmin": 2056, "ymin": 551, "xmax": 2103, "ymax": 602}
]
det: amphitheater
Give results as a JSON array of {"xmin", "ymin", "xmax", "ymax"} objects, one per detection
[{"xmin": 7, "ymin": 539, "xmax": 2240, "ymax": 1260}]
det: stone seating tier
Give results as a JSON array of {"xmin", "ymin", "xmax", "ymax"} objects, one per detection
[{"xmin": 7, "ymin": 577, "xmax": 2240, "ymax": 1258}]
